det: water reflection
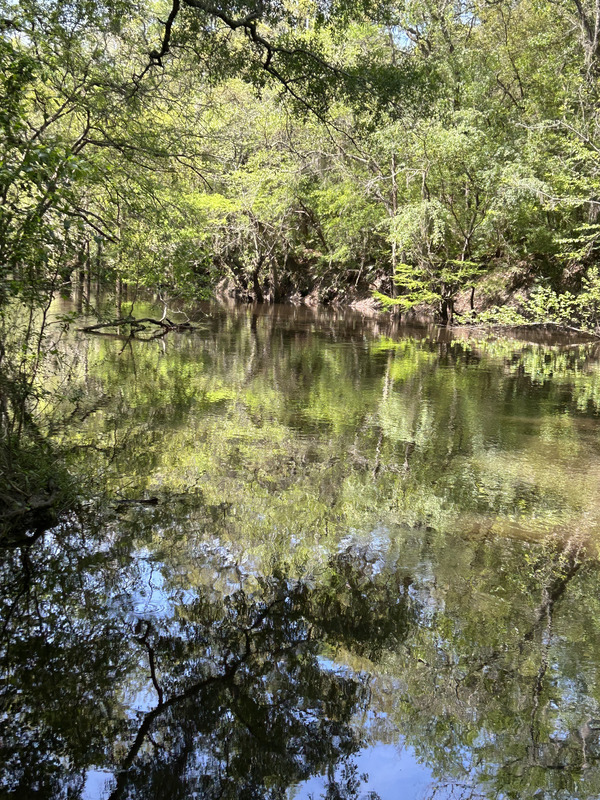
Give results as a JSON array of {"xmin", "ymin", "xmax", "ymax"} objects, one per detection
[
  {"xmin": 55, "ymin": 302, "xmax": 600, "ymax": 548},
  {"xmin": 0, "ymin": 521, "xmax": 412, "ymax": 799},
  {"xmin": 4, "ymin": 303, "xmax": 600, "ymax": 798},
  {"xmin": 5, "ymin": 512, "xmax": 600, "ymax": 799}
]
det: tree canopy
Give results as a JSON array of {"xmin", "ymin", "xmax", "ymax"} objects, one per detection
[{"xmin": 4, "ymin": 0, "xmax": 600, "ymax": 321}]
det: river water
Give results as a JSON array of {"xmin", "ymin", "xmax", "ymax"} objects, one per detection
[{"xmin": 4, "ymin": 302, "xmax": 600, "ymax": 799}]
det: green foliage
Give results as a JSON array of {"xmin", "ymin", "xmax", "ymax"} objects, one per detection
[
  {"xmin": 473, "ymin": 268, "xmax": 600, "ymax": 330},
  {"xmin": 2, "ymin": 0, "xmax": 600, "ymax": 315},
  {"xmin": 7, "ymin": 0, "xmax": 600, "ymax": 544},
  {"xmin": 526, "ymin": 272, "xmax": 600, "ymax": 330}
]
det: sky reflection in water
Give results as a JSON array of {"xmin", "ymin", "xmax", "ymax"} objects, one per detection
[{"xmin": 3, "ymin": 303, "xmax": 600, "ymax": 799}]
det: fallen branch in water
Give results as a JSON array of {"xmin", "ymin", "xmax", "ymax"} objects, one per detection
[
  {"xmin": 78, "ymin": 316, "xmax": 199, "ymax": 335},
  {"xmin": 113, "ymin": 497, "xmax": 159, "ymax": 506}
]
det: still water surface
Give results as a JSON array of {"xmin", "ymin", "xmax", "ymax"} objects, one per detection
[{"xmin": 4, "ymin": 303, "xmax": 600, "ymax": 799}]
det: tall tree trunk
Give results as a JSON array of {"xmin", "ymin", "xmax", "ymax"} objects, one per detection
[
  {"xmin": 74, "ymin": 248, "xmax": 85, "ymax": 313},
  {"xmin": 252, "ymin": 266, "xmax": 264, "ymax": 304},
  {"xmin": 390, "ymin": 153, "xmax": 398, "ymax": 300},
  {"xmin": 96, "ymin": 239, "xmax": 103, "ymax": 300},
  {"xmin": 84, "ymin": 240, "xmax": 91, "ymax": 309},
  {"xmin": 116, "ymin": 276, "xmax": 123, "ymax": 317},
  {"xmin": 270, "ymin": 255, "xmax": 280, "ymax": 304}
]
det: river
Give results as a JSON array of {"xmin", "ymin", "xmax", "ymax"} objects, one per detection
[{"xmin": 3, "ymin": 302, "xmax": 600, "ymax": 800}]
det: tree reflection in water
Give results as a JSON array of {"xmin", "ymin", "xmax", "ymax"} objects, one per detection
[
  {"xmin": 4, "ymin": 507, "xmax": 600, "ymax": 799},
  {"xmin": 0, "ymin": 518, "xmax": 413, "ymax": 800},
  {"xmin": 7, "ymin": 299, "xmax": 600, "ymax": 798}
]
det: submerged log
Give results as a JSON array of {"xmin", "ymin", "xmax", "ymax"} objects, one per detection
[
  {"xmin": 78, "ymin": 316, "xmax": 198, "ymax": 337},
  {"xmin": 114, "ymin": 497, "xmax": 159, "ymax": 506}
]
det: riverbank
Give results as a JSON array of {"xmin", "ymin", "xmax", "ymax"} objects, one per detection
[{"xmin": 215, "ymin": 264, "xmax": 600, "ymax": 340}]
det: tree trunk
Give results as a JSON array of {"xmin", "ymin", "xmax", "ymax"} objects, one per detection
[
  {"xmin": 270, "ymin": 255, "xmax": 280, "ymax": 304},
  {"xmin": 116, "ymin": 277, "xmax": 123, "ymax": 317},
  {"xmin": 440, "ymin": 299, "xmax": 448, "ymax": 325},
  {"xmin": 390, "ymin": 153, "xmax": 398, "ymax": 299},
  {"xmin": 252, "ymin": 267, "xmax": 264, "ymax": 304},
  {"xmin": 96, "ymin": 239, "xmax": 103, "ymax": 300},
  {"xmin": 74, "ymin": 248, "xmax": 85, "ymax": 313},
  {"xmin": 85, "ymin": 240, "xmax": 91, "ymax": 308}
]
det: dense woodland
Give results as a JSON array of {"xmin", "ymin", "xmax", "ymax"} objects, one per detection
[{"xmin": 5, "ymin": 0, "xmax": 600, "ymax": 322}]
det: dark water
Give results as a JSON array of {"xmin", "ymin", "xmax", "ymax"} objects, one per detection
[{"xmin": 4, "ymin": 303, "xmax": 600, "ymax": 800}]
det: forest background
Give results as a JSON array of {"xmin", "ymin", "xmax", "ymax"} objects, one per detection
[{"xmin": 6, "ymin": 0, "xmax": 600, "ymax": 325}]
